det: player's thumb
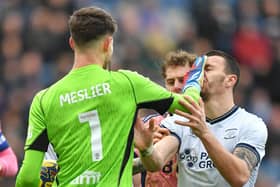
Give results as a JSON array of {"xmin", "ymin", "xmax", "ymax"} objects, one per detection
[{"xmin": 148, "ymin": 118, "xmax": 156, "ymax": 132}]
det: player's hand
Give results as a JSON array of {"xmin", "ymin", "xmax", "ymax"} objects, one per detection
[
  {"xmin": 134, "ymin": 116, "xmax": 156, "ymax": 152},
  {"xmin": 39, "ymin": 160, "xmax": 58, "ymax": 187},
  {"xmin": 182, "ymin": 55, "xmax": 207, "ymax": 92},
  {"xmin": 153, "ymin": 126, "xmax": 170, "ymax": 144},
  {"xmin": 142, "ymin": 116, "xmax": 169, "ymax": 144},
  {"xmin": 174, "ymin": 95, "xmax": 209, "ymax": 138}
]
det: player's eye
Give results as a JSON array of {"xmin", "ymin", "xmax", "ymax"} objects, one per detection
[
  {"xmin": 166, "ymin": 80, "xmax": 175, "ymax": 85},
  {"xmin": 178, "ymin": 77, "xmax": 184, "ymax": 83},
  {"xmin": 204, "ymin": 65, "xmax": 212, "ymax": 71}
]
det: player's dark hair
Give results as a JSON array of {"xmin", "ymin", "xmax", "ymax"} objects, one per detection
[
  {"xmin": 161, "ymin": 50, "xmax": 197, "ymax": 78},
  {"xmin": 206, "ymin": 50, "xmax": 240, "ymax": 90},
  {"xmin": 69, "ymin": 7, "xmax": 117, "ymax": 47}
]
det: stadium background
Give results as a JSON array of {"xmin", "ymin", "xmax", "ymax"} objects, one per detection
[{"xmin": 0, "ymin": 0, "xmax": 279, "ymax": 186}]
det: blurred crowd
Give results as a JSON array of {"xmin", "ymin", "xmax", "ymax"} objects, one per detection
[{"xmin": 0, "ymin": 0, "xmax": 279, "ymax": 186}]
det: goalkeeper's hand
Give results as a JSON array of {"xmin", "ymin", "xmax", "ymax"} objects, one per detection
[
  {"xmin": 39, "ymin": 160, "xmax": 58, "ymax": 187},
  {"xmin": 182, "ymin": 55, "xmax": 207, "ymax": 93}
]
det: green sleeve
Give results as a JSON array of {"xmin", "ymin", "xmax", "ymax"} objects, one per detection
[
  {"xmin": 168, "ymin": 87, "xmax": 200, "ymax": 113},
  {"xmin": 119, "ymin": 70, "xmax": 200, "ymax": 114},
  {"xmin": 25, "ymin": 90, "xmax": 49, "ymax": 151},
  {"xmin": 16, "ymin": 90, "xmax": 48, "ymax": 187},
  {"xmin": 16, "ymin": 150, "xmax": 44, "ymax": 187},
  {"xmin": 119, "ymin": 70, "xmax": 172, "ymax": 103}
]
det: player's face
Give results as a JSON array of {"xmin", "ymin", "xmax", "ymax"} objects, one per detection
[
  {"xmin": 165, "ymin": 64, "xmax": 190, "ymax": 93},
  {"xmin": 201, "ymin": 56, "xmax": 227, "ymax": 101}
]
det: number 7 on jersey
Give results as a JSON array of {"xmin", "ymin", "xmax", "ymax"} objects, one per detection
[{"xmin": 79, "ymin": 110, "xmax": 103, "ymax": 161}]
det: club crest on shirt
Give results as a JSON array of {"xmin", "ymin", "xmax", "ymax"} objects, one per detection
[
  {"xmin": 179, "ymin": 148, "xmax": 198, "ymax": 168},
  {"xmin": 224, "ymin": 128, "xmax": 238, "ymax": 139}
]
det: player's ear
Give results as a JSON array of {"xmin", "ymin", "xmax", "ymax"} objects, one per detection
[
  {"xmin": 103, "ymin": 36, "xmax": 113, "ymax": 53},
  {"xmin": 225, "ymin": 74, "xmax": 237, "ymax": 88},
  {"xmin": 69, "ymin": 37, "xmax": 75, "ymax": 50}
]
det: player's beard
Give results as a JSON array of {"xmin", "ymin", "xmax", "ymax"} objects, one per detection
[
  {"xmin": 200, "ymin": 79, "xmax": 209, "ymax": 102},
  {"xmin": 201, "ymin": 75, "xmax": 225, "ymax": 102},
  {"xmin": 200, "ymin": 88, "xmax": 209, "ymax": 102}
]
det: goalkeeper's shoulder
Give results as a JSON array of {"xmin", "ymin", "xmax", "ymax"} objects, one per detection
[
  {"xmin": 117, "ymin": 69, "xmax": 148, "ymax": 79},
  {"xmin": 32, "ymin": 88, "xmax": 49, "ymax": 100}
]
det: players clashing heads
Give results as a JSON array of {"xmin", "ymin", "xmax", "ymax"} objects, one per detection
[
  {"xmin": 134, "ymin": 50, "xmax": 268, "ymax": 187},
  {"xmin": 16, "ymin": 6, "xmax": 206, "ymax": 187}
]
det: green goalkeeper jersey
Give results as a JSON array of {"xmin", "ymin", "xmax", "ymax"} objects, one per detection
[{"xmin": 21, "ymin": 64, "xmax": 200, "ymax": 187}]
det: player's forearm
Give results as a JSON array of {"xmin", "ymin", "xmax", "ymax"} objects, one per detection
[
  {"xmin": 16, "ymin": 173, "xmax": 40, "ymax": 187},
  {"xmin": 0, "ymin": 147, "xmax": 18, "ymax": 177},
  {"xmin": 16, "ymin": 162, "xmax": 41, "ymax": 187},
  {"xmin": 16, "ymin": 150, "xmax": 44, "ymax": 187},
  {"xmin": 200, "ymin": 132, "xmax": 250, "ymax": 187},
  {"xmin": 138, "ymin": 145, "xmax": 165, "ymax": 172},
  {"xmin": 137, "ymin": 136, "xmax": 178, "ymax": 173}
]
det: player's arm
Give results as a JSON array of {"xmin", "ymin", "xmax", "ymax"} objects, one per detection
[
  {"xmin": 134, "ymin": 117, "xmax": 179, "ymax": 173},
  {"xmin": 174, "ymin": 95, "xmax": 265, "ymax": 187},
  {"xmin": 16, "ymin": 90, "xmax": 49, "ymax": 187},
  {"xmin": 134, "ymin": 135, "xmax": 178, "ymax": 173},
  {"xmin": 0, "ymin": 147, "xmax": 18, "ymax": 177},
  {"xmin": 194, "ymin": 132, "xmax": 253, "ymax": 187},
  {"xmin": 132, "ymin": 172, "xmax": 142, "ymax": 187},
  {"xmin": 233, "ymin": 147, "xmax": 259, "ymax": 174},
  {"xmin": 0, "ymin": 125, "xmax": 18, "ymax": 177},
  {"xmin": 16, "ymin": 150, "xmax": 44, "ymax": 187},
  {"xmin": 120, "ymin": 56, "xmax": 206, "ymax": 114}
]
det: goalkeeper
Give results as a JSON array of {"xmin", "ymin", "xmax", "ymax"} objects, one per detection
[{"xmin": 16, "ymin": 6, "xmax": 206, "ymax": 187}]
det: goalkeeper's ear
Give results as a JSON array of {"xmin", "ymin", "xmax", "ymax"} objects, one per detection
[
  {"xmin": 103, "ymin": 36, "xmax": 113, "ymax": 54},
  {"xmin": 69, "ymin": 37, "xmax": 75, "ymax": 50}
]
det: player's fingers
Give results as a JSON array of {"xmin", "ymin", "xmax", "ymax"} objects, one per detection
[
  {"xmin": 153, "ymin": 132, "xmax": 163, "ymax": 140},
  {"xmin": 199, "ymin": 98, "xmax": 204, "ymax": 108},
  {"xmin": 183, "ymin": 95, "xmax": 201, "ymax": 111},
  {"xmin": 199, "ymin": 98, "xmax": 206, "ymax": 118},
  {"xmin": 177, "ymin": 98, "xmax": 202, "ymax": 117},
  {"xmin": 178, "ymin": 98, "xmax": 197, "ymax": 114},
  {"xmin": 157, "ymin": 127, "xmax": 170, "ymax": 136},
  {"xmin": 174, "ymin": 120, "xmax": 196, "ymax": 128},
  {"xmin": 148, "ymin": 118, "xmax": 156, "ymax": 132},
  {"xmin": 175, "ymin": 109, "xmax": 200, "ymax": 123}
]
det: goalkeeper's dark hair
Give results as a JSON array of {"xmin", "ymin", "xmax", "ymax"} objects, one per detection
[
  {"xmin": 206, "ymin": 50, "xmax": 240, "ymax": 90},
  {"xmin": 69, "ymin": 6, "xmax": 117, "ymax": 47}
]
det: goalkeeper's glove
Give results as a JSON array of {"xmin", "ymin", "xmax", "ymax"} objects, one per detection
[
  {"xmin": 182, "ymin": 55, "xmax": 207, "ymax": 93},
  {"xmin": 39, "ymin": 160, "xmax": 58, "ymax": 187}
]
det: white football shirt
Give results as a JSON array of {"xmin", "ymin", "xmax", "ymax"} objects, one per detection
[{"xmin": 161, "ymin": 106, "xmax": 268, "ymax": 187}]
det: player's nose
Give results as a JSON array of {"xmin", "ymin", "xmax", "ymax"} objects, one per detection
[{"xmin": 173, "ymin": 82, "xmax": 183, "ymax": 93}]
